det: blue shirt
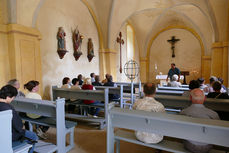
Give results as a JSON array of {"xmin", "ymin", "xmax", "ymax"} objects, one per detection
[{"xmin": 168, "ymin": 67, "xmax": 180, "ymax": 80}]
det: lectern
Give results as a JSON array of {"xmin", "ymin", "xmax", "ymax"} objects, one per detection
[{"xmin": 180, "ymin": 71, "xmax": 189, "ymax": 85}]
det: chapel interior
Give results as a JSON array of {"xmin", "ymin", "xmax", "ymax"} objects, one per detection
[{"xmin": 0, "ymin": 0, "xmax": 229, "ymax": 153}]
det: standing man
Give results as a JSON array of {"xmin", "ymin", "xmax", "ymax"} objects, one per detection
[{"xmin": 166, "ymin": 63, "xmax": 181, "ymax": 82}]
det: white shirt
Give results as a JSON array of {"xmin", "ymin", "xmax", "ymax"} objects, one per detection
[{"xmin": 133, "ymin": 96, "xmax": 165, "ymax": 143}]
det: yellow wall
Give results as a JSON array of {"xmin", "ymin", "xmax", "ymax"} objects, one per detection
[{"xmin": 0, "ymin": 24, "xmax": 43, "ymax": 95}]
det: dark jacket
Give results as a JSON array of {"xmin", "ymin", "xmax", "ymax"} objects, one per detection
[
  {"xmin": 0, "ymin": 102, "xmax": 25, "ymax": 141},
  {"xmin": 207, "ymin": 92, "xmax": 229, "ymax": 99},
  {"xmin": 92, "ymin": 82, "xmax": 102, "ymax": 86},
  {"xmin": 103, "ymin": 82, "xmax": 120, "ymax": 100}
]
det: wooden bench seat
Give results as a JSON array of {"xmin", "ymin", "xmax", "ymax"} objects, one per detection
[
  {"xmin": 12, "ymin": 141, "xmax": 33, "ymax": 153},
  {"xmin": 12, "ymin": 97, "xmax": 77, "ymax": 153},
  {"xmin": 114, "ymin": 129, "xmax": 224, "ymax": 153}
]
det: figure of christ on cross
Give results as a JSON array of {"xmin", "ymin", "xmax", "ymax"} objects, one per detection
[
  {"xmin": 167, "ymin": 36, "xmax": 180, "ymax": 58},
  {"xmin": 117, "ymin": 32, "xmax": 124, "ymax": 73}
]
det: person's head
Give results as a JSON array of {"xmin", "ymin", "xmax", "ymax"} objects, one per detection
[
  {"xmin": 107, "ymin": 75, "xmax": 113, "ymax": 82},
  {"xmin": 190, "ymin": 88, "xmax": 205, "ymax": 104},
  {"xmin": 171, "ymin": 74, "xmax": 178, "ymax": 81},
  {"xmin": 62, "ymin": 77, "xmax": 70, "ymax": 85},
  {"xmin": 171, "ymin": 63, "xmax": 176, "ymax": 69},
  {"xmin": 0, "ymin": 85, "xmax": 18, "ymax": 103},
  {"xmin": 209, "ymin": 76, "xmax": 217, "ymax": 84},
  {"xmin": 212, "ymin": 81, "xmax": 221, "ymax": 92},
  {"xmin": 105, "ymin": 74, "xmax": 110, "ymax": 79},
  {"xmin": 8, "ymin": 79, "xmax": 20, "ymax": 90},
  {"xmin": 24, "ymin": 80, "xmax": 40, "ymax": 92},
  {"xmin": 72, "ymin": 78, "xmax": 79, "ymax": 86},
  {"xmin": 83, "ymin": 78, "xmax": 91, "ymax": 85},
  {"xmin": 197, "ymin": 78, "xmax": 205, "ymax": 85},
  {"xmin": 189, "ymin": 80, "xmax": 200, "ymax": 90},
  {"xmin": 77, "ymin": 74, "xmax": 83, "ymax": 80},
  {"xmin": 95, "ymin": 75, "xmax": 100, "ymax": 82},
  {"xmin": 90, "ymin": 73, "xmax": 95, "ymax": 78},
  {"xmin": 143, "ymin": 83, "xmax": 156, "ymax": 97}
]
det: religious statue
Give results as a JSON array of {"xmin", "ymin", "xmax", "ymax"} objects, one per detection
[
  {"xmin": 72, "ymin": 28, "xmax": 83, "ymax": 61},
  {"xmin": 87, "ymin": 38, "xmax": 94, "ymax": 62},
  {"xmin": 57, "ymin": 27, "xmax": 68, "ymax": 59}
]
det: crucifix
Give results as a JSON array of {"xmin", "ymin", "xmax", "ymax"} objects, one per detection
[
  {"xmin": 167, "ymin": 36, "xmax": 180, "ymax": 58},
  {"xmin": 117, "ymin": 32, "xmax": 124, "ymax": 73}
]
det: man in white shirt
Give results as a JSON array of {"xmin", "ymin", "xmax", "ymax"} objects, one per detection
[{"xmin": 133, "ymin": 83, "xmax": 165, "ymax": 144}]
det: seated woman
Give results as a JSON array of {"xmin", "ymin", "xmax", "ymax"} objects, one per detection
[
  {"xmin": 81, "ymin": 78, "xmax": 101, "ymax": 117},
  {"xmin": 71, "ymin": 78, "xmax": 81, "ymax": 89},
  {"xmin": 24, "ymin": 80, "xmax": 49, "ymax": 140},
  {"xmin": 207, "ymin": 81, "xmax": 229, "ymax": 99},
  {"xmin": 61, "ymin": 77, "xmax": 71, "ymax": 88},
  {"xmin": 0, "ymin": 85, "xmax": 38, "ymax": 153},
  {"xmin": 103, "ymin": 75, "xmax": 120, "ymax": 100},
  {"xmin": 167, "ymin": 74, "xmax": 181, "ymax": 87}
]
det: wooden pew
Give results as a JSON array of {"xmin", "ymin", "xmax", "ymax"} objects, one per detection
[
  {"xmin": 156, "ymin": 89, "xmax": 184, "ymax": 96},
  {"xmin": 163, "ymin": 84, "xmax": 189, "ymax": 88},
  {"xmin": 107, "ymin": 104, "xmax": 229, "ymax": 153},
  {"xmin": 52, "ymin": 87, "xmax": 109, "ymax": 129},
  {"xmin": 0, "ymin": 110, "xmax": 32, "ymax": 153},
  {"xmin": 11, "ymin": 97, "xmax": 77, "ymax": 153},
  {"xmin": 157, "ymin": 85, "xmax": 189, "ymax": 91},
  {"xmin": 154, "ymin": 95, "xmax": 229, "ymax": 112}
]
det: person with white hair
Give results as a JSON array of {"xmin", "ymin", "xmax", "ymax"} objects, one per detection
[
  {"xmin": 180, "ymin": 88, "xmax": 220, "ymax": 153},
  {"xmin": 167, "ymin": 74, "xmax": 181, "ymax": 87}
]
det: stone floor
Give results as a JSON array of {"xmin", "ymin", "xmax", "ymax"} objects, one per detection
[{"xmin": 44, "ymin": 122, "xmax": 168, "ymax": 153}]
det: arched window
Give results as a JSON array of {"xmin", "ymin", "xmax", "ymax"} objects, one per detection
[{"xmin": 126, "ymin": 24, "xmax": 135, "ymax": 60}]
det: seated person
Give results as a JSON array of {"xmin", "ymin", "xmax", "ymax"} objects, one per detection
[
  {"xmin": 77, "ymin": 74, "xmax": 84, "ymax": 85},
  {"xmin": 102, "ymin": 73, "xmax": 110, "ymax": 84},
  {"xmin": 0, "ymin": 85, "xmax": 38, "ymax": 153},
  {"xmin": 82, "ymin": 78, "xmax": 101, "ymax": 117},
  {"xmin": 103, "ymin": 75, "xmax": 119, "ymax": 100},
  {"xmin": 207, "ymin": 81, "xmax": 229, "ymax": 99},
  {"xmin": 204, "ymin": 76, "xmax": 217, "ymax": 93},
  {"xmin": 180, "ymin": 88, "xmax": 220, "ymax": 153},
  {"xmin": 71, "ymin": 78, "xmax": 81, "ymax": 89},
  {"xmin": 133, "ymin": 83, "xmax": 165, "ymax": 144},
  {"xmin": 24, "ymin": 80, "xmax": 49, "ymax": 139},
  {"xmin": 90, "ymin": 73, "xmax": 95, "ymax": 83},
  {"xmin": 167, "ymin": 74, "xmax": 181, "ymax": 87},
  {"xmin": 197, "ymin": 78, "xmax": 207, "ymax": 90},
  {"xmin": 61, "ymin": 77, "xmax": 71, "ymax": 88},
  {"xmin": 218, "ymin": 77, "xmax": 227, "ymax": 93},
  {"xmin": 92, "ymin": 75, "xmax": 102, "ymax": 86},
  {"xmin": 8, "ymin": 79, "xmax": 25, "ymax": 97},
  {"xmin": 182, "ymin": 80, "xmax": 200, "ymax": 97}
]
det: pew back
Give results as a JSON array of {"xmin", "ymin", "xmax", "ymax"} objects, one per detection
[{"xmin": 107, "ymin": 105, "xmax": 229, "ymax": 153}]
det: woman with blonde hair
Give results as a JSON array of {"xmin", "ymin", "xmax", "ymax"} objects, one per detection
[{"xmin": 81, "ymin": 78, "xmax": 101, "ymax": 117}]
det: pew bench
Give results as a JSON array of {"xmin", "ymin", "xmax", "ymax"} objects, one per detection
[
  {"xmin": 11, "ymin": 97, "xmax": 77, "ymax": 153},
  {"xmin": 107, "ymin": 105, "xmax": 229, "ymax": 153},
  {"xmin": 52, "ymin": 87, "xmax": 109, "ymax": 129},
  {"xmin": 158, "ymin": 85, "xmax": 189, "ymax": 91},
  {"xmin": 0, "ymin": 110, "xmax": 33, "ymax": 153},
  {"xmin": 156, "ymin": 89, "xmax": 184, "ymax": 96}
]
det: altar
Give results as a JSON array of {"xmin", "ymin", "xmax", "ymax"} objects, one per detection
[{"xmin": 156, "ymin": 75, "xmax": 184, "ymax": 86}]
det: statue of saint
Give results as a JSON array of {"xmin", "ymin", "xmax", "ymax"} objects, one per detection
[
  {"xmin": 72, "ymin": 28, "xmax": 83, "ymax": 61},
  {"xmin": 57, "ymin": 27, "xmax": 66, "ymax": 50},
  {"xmin": 87, "ymin": 38, "xmax": 94, "ymax": 62}
]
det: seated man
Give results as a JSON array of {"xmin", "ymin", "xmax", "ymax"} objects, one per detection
[
  {"xmin": 180, "ymin": 88, "xmax": 220, "ymax": 153},
  {"xmin": 207, "ymin": 81, "xmax": 229, "ymax": 99},
  {"xmin": 133, "ymin": 83, "xmax": 165, "ymax": 144},
  {"xmin": 167, "ymin": 74, "xmax": 181, "ymax": 87},
  {"xmin": 182, "ymin": 80, "xmax": 200, "ymax": 97}
]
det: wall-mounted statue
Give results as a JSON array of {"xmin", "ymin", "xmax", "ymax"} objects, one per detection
[
  {"xmin": 72, "ymin": 28, "xmax": 83, "ymax": 61},
  {"xmin": 57, "ymin": 27, "xmax": 68, "ymax": 59},
  {"xmin": 87, "ymin": 38, "xmax": 94, "ymax": 62}
]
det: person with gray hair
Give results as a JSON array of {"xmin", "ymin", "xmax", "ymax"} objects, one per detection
[
  {"xmin": 167, "ymin": 74, "xmax": 181, "ymax": 87},
  {"xmin": 180, "ymin": 88, "xmax": 220, "ymax": 153},
  {"xmin": 8, "ymin": 79, "xmax": 25, "ymax": 97}
]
